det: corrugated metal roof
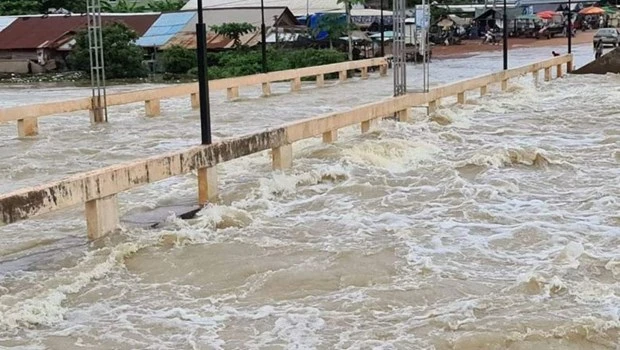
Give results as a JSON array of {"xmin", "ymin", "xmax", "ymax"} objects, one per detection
[
  {"xmin": 136, "ymin": 12, "xmax": 195, "ymax": 47},
  {"xmin": 0, "ymin": 17, "xmax": 17, "ymax": 33},
  {"xmin": 179, "ymin": 7, "xmax": 298, "ymax": 31},
  {"xmin": 0, "ymin": 14, "xmax": 159, "ymax": 50},
  {"xmin": 182, "ymin": 0, "xmax": 345, "ymax": 16}
]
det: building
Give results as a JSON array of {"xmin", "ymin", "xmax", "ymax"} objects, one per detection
[{"xmin": 181, "ymin": 0, "xmax": 345, "ymax": 16}]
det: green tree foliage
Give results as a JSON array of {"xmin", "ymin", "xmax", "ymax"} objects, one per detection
[
  {"xmin": 101, "ymin": 0, "xmax": 147, "ymax": 13},
  {"xmin": 315, "ymin": 14, "xmax": 348, "ymax": 49},
  {"xmin": 162, "ymin": 45, "xmax": 196, "ymax": 74},
  {"xmin": 41, "ymin": 0, "xmax": 86, "ymax": 13},
  {"xmin": 0, "ymin": 1, "xmax": 40, "ymax": 15},
  {"xmin": 337, "ymin": 0, "xmax": 365, "ymax": 61},
  {"xmin": 147, "ymin": 0, "xmax": 185, "ymax": 12},
  {"xmin": 68, "ymin": 22, "xmax": 147, "ymax": 79},
  {"xmin": 210, "ymin": 22, "xmax": 257, "ymax": 49}
]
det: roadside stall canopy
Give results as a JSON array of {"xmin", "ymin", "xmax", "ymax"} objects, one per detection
[
  {"xmin": 537, "ymin": 11, "xmax": 556, "ymax": 20},
  {"xmin": 579, "ymin": 7, "xmax": 605, "ymax": 15}
]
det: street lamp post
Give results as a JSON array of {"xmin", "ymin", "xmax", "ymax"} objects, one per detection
[
  {"xmin": 380, "ymin": 0, "xmax": 385, "ymax": 56},
  {"xmin": 260, "ymin": 0, "xmax": 267, "ymax": 73},
  {"xmin": 567, "ymin": 0, "xmax": 572, "ymax": 54},
  {"xmin": 503, "ymin": 0, "xmax": 508, "ymax": 70},
  {"xmin": 195, "ymin": 0, "xmax": 212, "ymax": 145}
]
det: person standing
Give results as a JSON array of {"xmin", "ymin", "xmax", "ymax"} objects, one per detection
[{"xmin": 594, "ymin": 39, "xmax": 604, "ymax": 59}]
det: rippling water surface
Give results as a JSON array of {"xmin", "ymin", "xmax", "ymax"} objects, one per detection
[{"xmin": 0, "ymin": 44, "xmax": 619, "ymax": 349}]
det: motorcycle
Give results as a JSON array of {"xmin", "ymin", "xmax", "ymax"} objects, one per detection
[{"xmin": 481, "ymin": 31, "xmax": 499, "ymax": 45}]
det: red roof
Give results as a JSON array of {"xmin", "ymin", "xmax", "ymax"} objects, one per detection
[{"xmin": 0, "ymin": 14, "xmax": 159, "ymax": 50}]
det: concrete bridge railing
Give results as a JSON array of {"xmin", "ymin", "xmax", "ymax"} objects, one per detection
[
  {"xmin": 0, "ymin": 57, "xmax": 389, "ymax": 138},
  {"xmin": 0, "ymin": 54, "xmax": 573, "ymax": 240}
]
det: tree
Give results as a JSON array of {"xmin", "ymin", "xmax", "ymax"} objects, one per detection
[
  {"xmin": 0, "ymin": 0, "xmax": 39, "ymax": 15},
  {"xmin": 210, "ymin": 23, "xmax": 257, "ymax": 50},
  {"xmin": 162, "ymin": 45, "xmax": 196, "ymax": 74},
  {"xmin": 337, "ymin": 0, "xmax": 365, "ymax": 61},
  {"xmin": 315, "ymin": 14, "xmax": 348, "ymax": 49},
  {"xmin": 148, "ymin": 0, "xmax": 185, "ymax": 12},
  {"xmin": 68, "ymin": 22, "xmax": 147, "ymax": 79},
  {"xmin": 40, "ymin": 0, "xmax": 86, "ymax": 13},
  {"xmin": 101, "ymin": 0, "xmax": 147, "ymax": 13}
]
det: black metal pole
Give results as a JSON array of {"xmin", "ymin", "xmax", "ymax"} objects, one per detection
[
  {"xmin": 380, "ymin": 0, "xmax": 385, "ymax": 56},
  {"xmin": 503, "ymin": 0, "xmax": 508, "ymax": 70},
  {"xmin": 196, "ymin": 0, "xmax": 211, "ymax": 145},
  {"xmin": 567, "ymin": 0, "xmax": 572, "ymax": 54},
  {"xmin": 260, "ymin": 0, "xmax": 267, "ymax": 73}
]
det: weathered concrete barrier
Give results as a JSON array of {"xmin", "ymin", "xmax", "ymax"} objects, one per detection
[
  {"xmin": 573, "ymin": 47, "xmax": 620, "ymax": 75},
  {"xmin": 0, "ymin": 55, "xmax": 573, "ymax": 240},
  {"xmin": 0, "ymin": 58, "xmax": 389, "ymax": 138}
]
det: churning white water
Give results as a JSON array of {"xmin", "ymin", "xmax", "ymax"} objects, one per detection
[{"xmin": 0, "ymin": 44, "xmax": 618, "ymax": 349}]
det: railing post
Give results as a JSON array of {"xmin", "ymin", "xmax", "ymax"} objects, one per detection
[
  {"xmin": 361, "ymin": 119, "xmax": 375, "ymax": 133},
  {"xmin": 85, "ymin": 195, "xmax": 119, "ymax": 240},
  {"xmin": 339, "ymin": 70, "xmax": 347, "ymax": 82},
  {"xmin": 380, "ymin": 64, "xmax": 388, "ymax": 76},
  {"xmin": 556, "ymin": 64, "xmax": 563, "ymax": 78},
  {"xmin": 361, "ymin": 66, "xmax": 369, "ymax": 79},
  {"xmin": 480, "ymin": 85, "xmax": 488, "ymax": 96},
  {"xmin": 396, "ymin": 108, "xmax": 410, "ymax": 122},
  {"xmin": 501, "ymin": 79, "xmax": 508, "ymax": 91},
  {"xmin": 291, "ymin": 77, "xmax": 302, "ymax": 92},
  {"xmin": 316, "ymin": 74, "xmax": 324, "ymax": 87},
  {"xmin": 322, "ymin": 130, "xmax": 338, "ymax": 143},
  {"xmin": 190, "ymin": 92, "xmax": 199, "ymax": 109},
  {"xmin": 227, "ymin": 87, "xmax": 240, "ymax": 100},
  {"xmin": 428, "ymin": 100, "xmax": 438, "ymax": 114},
  {"xmin": 567, "ymin": 60, "xmax": 573, "ymax": 73},
  {"xmin": 532, "ymin": 70, "xmax": 539, "ymax": 85},
  {"xmin": 272, "ymin": 144, "xmax": 292, "ymax": 170},
  {"xmin": 90, "ymin": 96, "xmax": 105, "ymax": 123},
  {"xmin": 198, "ymin": 166, "xmax": 218, "ymax": 205},
  {"xmin": 457, "ymin": 92, "xmax": 465, "ymax": 104},
  {"xmin": 544, "ymin": 67, "xmax": 551, "ymax": 81},
  {"xmin": 145, "ymin": 99, "xmax": 161, "ymax": 117},
  {"xmin": 262, "ymin": 82, "xmax": 271, "ymax": 97},
  {"xmin": 17, "ymin": 117, "xmax": 39, "ymax": 137}
]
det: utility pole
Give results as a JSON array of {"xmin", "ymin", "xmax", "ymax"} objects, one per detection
[
  {"xmin": 567, "ymin": 0, "xmax": 572, "ymax": 54},
  {"xmin": 393, "ymin": 0, "xmax": 407, "ymax": 96},
  {"xmin": 503, "ymin": 0, "xmax": 508, "ymax": 70},
  {"xmin": 195, "ymin": 0, "xmax": 212, "ymax": 145},
  {"xmin": 380, "ymin": 0, "xmax": 385, "ymax": 57},
  {"xmin": 260, "ymin": 0, "xmax": 267, "ymax": 73},
  {"xmin": 86, "ymin": 0, "xmax": 107, "ymax": 123}
]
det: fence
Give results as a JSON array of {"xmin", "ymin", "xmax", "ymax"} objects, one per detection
[
  {"xmin": 0, "ymin": 57, "xmax": 389, "ymax": 137},
  {"xmin": 0, "ymin": 54, "xmax": 573, "ymax": 240}
]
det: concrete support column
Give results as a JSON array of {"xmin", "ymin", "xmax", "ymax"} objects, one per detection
[
  {"xmin": 457, "ymin": 92, "xmax": 465, "ymax": 104},
  {"xmin": 90, "ymin": 96, "xmax": 105, "ymax": 123},
  {"xmin": 532, "ymin": 70, "xmax": 539, "ymax": 85},
  {"xmin": 198, "ymin": 166, "xmax": 218, "ymax": 205},
  {"xmin": 361, "ymin": 67, "xmax": 369, "ymax": 79},
  {"xmin": 227, "ymin": 87, "xmax": 240, "ymax": 100},
  {"xmin": 567, "ymin": 60, "xmax": 573, "ymax": 73},
  {"xmin": 480, "ymin": 85, "xmax": 488, "ymax": 96},
  {"xmin": 428, "ymin": 100, "xmax": 438, "ymax": 114},
  {"xmin": 17, "ymin": 117, "xmax": 39, "ymax": 137},
  {"xmin": 556, "ymin": 64, "xmax": 563, "ymax": 78},
  {"xmin": 272, "ymin": 144, "xmax": 292, "ymax": 170},
  {"xmin": 190, "ymin": 92, "xmax": 199, "ymax": 109},
  {"xmin": 339, "ymin": 70, "xmax": 347, "ymax": 82},
  {"xmin": 316, "ymin": 74, "xmax": 325, "ymax": 87},
  {"xmin": 262, "ymin": 82, "xmax": 271, "ymax": 97},
  {"xmin": 85, "ymin": 195, "xmax": 119, "ymax": 241},
  {"xmin": 145, "ymin": 99, "xmax": 161, "ymax": 117},
  {"xmin": 380, "ymin": 64, "xmax": 388, "ymax": 76},
  {"xmin": 396, "ymin": 108, "xmax": 411, "ymax": 122},
  {"xmin": 291, "ymin": 77, "xmax": 302, "ymax": 92},
  {"xmin": 361, "ymin": 119, "xmax": 376, "ymax": 133},
  {"xmin": 501, "ymin": 79, "xmax": 508, "ymax": 91},
  {"xmin": 322, "ymin": 130, "xmax": 338, "ymax": 143},
  {"xmin": 544, "ymin": 67, "xmax": 551, "ymax": 81}
]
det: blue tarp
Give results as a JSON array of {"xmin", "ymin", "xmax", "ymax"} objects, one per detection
[
  {"xmin": 136, "ymin": 12, "xmax": 195, "ymax": 48},
  {"xmin": 306, "ymin": 13, "xmax": 346, "ymax": 40}
]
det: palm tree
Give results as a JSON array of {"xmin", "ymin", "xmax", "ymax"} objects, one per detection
[
  {"xmin": 101, "ymin": 0, "xmax": 147, "ymax": 13},
  {"xmin": 337, "ymin": 0, "xmax": 366, "ymax": 61},
  {"xmin": 148, "ymin": 0, "xmax": 185, "ymax": 12}
]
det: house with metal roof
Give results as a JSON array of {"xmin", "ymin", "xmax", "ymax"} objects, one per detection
[
  {"xmin": 181, "ymin": 0, "xmax": 345, "ymax": 16},
  {"xmin": 136, "ymin": 12, "xmax": 196, "ymax": 48}
]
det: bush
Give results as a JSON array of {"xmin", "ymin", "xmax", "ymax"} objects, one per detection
[
  {"xmin": 162, "ymin": 45, "xmax": 196, "ymax": 74},
  {"xmin": 68, "ymin": 22, "xmax": 147, "ymax": 79}
]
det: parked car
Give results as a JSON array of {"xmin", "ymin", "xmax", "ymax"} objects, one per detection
[{"xmin": 593, "ymin": 27, "xmax": 620, "ymax": 47}]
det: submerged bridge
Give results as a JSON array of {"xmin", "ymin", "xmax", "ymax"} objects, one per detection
[{"xmin": 0, "ymin": 54, "xmax": 573, "ymax": 240}]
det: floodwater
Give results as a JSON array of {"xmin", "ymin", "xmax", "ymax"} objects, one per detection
[{"xmin": 0, "ymin": 43, "xmax": 618, "ymax": 349}]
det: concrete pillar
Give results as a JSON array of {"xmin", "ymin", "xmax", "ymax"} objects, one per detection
[
  {"xmin": 145, "ymin": 99, "xmax": 161, "ymax": 117},
  {"xmin": 380, "ymin": 64, "xmax": 388, "ymax": 76},
  {"xmin": 457, "ymin": 92, "xmax": 465, "ymax": 104},
  {"xmin": 17, "ymin": 117, "xmax": 39, "ymax": 137},
  {"xmin": 339, "ymin": 70, "xmax": 347, "ymax": 82},
  {"xmin": 361, "ymin": 119, "xmax": 375, "ymax": 133},
  {"xmin": 198, "ymin": 166, "xmax": 218, "ymax": 205},
  {"xmin": 556, "ymin": 64, "xmax": 563, "ymax": 78},
  {"xmin": 190, "ymin": 92, "xmax": 199, "ymax": 109},
  {"xmin": 322, "ymin": 130, "xmax": 338, "ymax": 143},
  {"xmin": 272, "ymin": 144, "xmax": 292, "ymax": 170},
  {"xmin": 316, "ymin": 74, "xmax": 325, "ymax": 87},
  {"xmin": 396, "ymin": 108, "xmax": 411, "ymax": 122},
  {"xmin": 567, "ymin": 60, "xmax": 573, "ymax": 73},
  {"xmin": 85, "ymin": 195, "xmax": 119, "ymax": 240},
  {"xmin": 428, "ymin": 100, "xmax": 438, "ymax": 114},
  {"xmin": 291, "ymin": 77, "xmax": 302, "ymax": 92},
  {"xmin": 361, "ymin": 67, "xmax": 369, "ymax": 79},
  {"xmin": 480, "ymin": 85, "xmax": 488, "ymax": 96},
  {"xmin": 90, "ymin": 96, "xmax": 105, "ymax": 123},
  {"xmin": 227, "ymin": 87, "xmax": 240, "ymax": 100},
  {"xmin": 532, "ymin": 70, "xmax": 539, "ymax": 85},
  {"xmin": 262, "ymin": 82, "xmax": 271, "ymax": 97},
  {"xmin": 501, "ymin": 79, "xmax": 508, "ymax": 91},
  {"xmin": 544, "ymin": 67, "xmax": 551, "ymax": 81}
]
